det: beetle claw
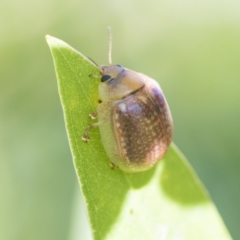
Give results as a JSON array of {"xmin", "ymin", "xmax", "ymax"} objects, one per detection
[
  {"xmin": 82, "ymin": 133, "xmax": 90, "ymax": 142},
  {"xmin": 109, "ymin": 162, "xmax": 118, "ymax": 170},
  {"xmin": 89, "ymin": 111, "xmax": 98, "ymax": 119}
]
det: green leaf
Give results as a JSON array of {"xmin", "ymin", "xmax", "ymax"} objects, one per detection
[{"xmin": 46, "ymin": 35, "xmax": 232, "ymax": 240}]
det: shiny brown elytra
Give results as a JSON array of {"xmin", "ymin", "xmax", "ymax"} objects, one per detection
[{"xmin": 82, "ymin": 64, "xmax": 173, "ymax": 172}]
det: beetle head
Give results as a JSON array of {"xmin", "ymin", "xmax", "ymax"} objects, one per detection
[{"xmin": 99, "ymin": 65, "xmax": 145, "ymax": 101}]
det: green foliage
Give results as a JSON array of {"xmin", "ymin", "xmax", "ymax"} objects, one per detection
[{"xmin": 46, "ymin": 35, "xmax": 231, "ymax": 240}]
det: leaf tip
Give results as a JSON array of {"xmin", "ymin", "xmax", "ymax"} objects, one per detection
[
  {"xmin": 45, "ymin": 34, "xmax": 51, "ymax": 41},
  {"xmin": 45, "ymin": 34, "xmax": 55, "ymax": 44},
  {"xmin": 45, "ymin": 35, "xmax": 70, "ymax": 49}
]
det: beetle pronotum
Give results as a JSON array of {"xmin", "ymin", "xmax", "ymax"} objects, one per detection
[{"xmin": 82, "ymin": 29, "xmax": 173, "ymax": 172}]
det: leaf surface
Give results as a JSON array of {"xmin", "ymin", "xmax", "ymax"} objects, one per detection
[{"xmin": 46, "ymin": 35, "xmax": 232, "ymax": 240}]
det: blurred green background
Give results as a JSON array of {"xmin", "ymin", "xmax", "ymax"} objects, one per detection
[{"xmin": 1, "ymin": 1, "xmax": 240, "ymax": 239}]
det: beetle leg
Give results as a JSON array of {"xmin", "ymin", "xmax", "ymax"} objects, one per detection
[
  {"xmin": 89, "ymin": 111, "xmax": 98, "ymax": 119},
  {"xmin": 82, "ymin": 122, "xmax": 100, "ymax": 142}
]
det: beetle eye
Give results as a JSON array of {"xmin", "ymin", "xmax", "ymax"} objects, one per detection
[{"xmin": 101, "ymin": 75, "xmax": 111, "ymax": 82}]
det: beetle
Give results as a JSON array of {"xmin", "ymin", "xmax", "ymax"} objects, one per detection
[{"xmin": 82, "ymin": 31, "xmax": 173, "ymax": 172}]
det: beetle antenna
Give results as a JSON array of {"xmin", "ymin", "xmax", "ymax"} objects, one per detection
[
  {"xmin": 86, "ymin": 56, "xmax": 99, "ymax": 68},
  {"xmin": 108, "ymin": 26, "xmax": 113, "ymax": 65}
]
